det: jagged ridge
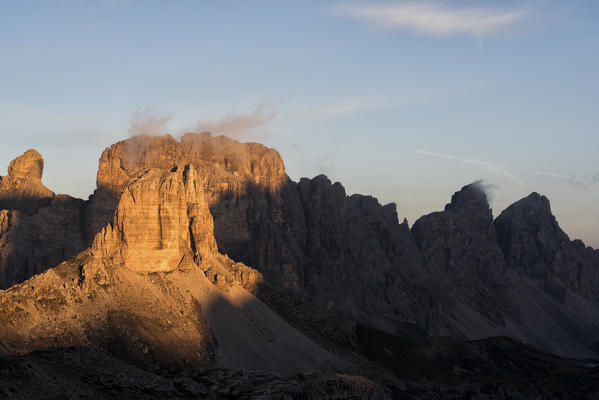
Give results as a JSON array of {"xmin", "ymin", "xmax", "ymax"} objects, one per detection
[{"xmin": 0, "ymin": 133, "xmax": 598, "ymax": 362}]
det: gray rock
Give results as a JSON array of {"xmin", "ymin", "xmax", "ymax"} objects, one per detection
[{"xmin": 495, "ymin": 192, "xmax": 599, "ymax": 303}]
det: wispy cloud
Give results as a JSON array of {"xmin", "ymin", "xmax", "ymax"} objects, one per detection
[
  {"xmin": 128, "ymin": 107, "xmax": 172, "ymax": 137},
  {"xmin": 417, "ymin": 149, "xmax": 525, "ymax": 186},
  {"xmin": 193, "ymin": 103, "xmax": 276, "ymax": 141},
  {"xmin": 471, "ymin": 179, "xmax": 498, "ymax": 202},
  {"xmin": 336, "ymin": 2, "xmax": 527, "ymax": 38},
  {"xmin": 289, "ymin": 96, "xmax": 383, "ymax": 121},
  {"xmin": 532, "ymin": 171, "xmax": 597, "ymax": 189}
]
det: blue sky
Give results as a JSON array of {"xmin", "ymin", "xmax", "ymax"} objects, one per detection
[{"xmin": 1, "ymin": 1, "xmax": 598, "ymax": 246}]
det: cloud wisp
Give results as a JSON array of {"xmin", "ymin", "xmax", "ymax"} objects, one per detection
[
  {"xmin": 193, "ymin": 103, "xmax": 276, "ymax": 141},
  {"xmin": 471, "ymin": 179, "xmax": 498, "ymax": 203},
  {"xmin": 417, "ymin": 149, "xmax": 525, "ymax": 186},
  {"xmin": 288, "ymin": 96, "xmax": 383, "ymax": 122},
  {"xmin": 128, "ymin": 107, "xmax": 172, "ymax": 137},
  {"xmin": 126, "ymin": 103, "xmax": 276, "ymax": 141},
  {"xmin": 336, "ymin": 1, "xmax": 526, "ymax": 38},
  {"xmin": 532, "ymin": 171, "xmax": 597, "ymax": 189}
]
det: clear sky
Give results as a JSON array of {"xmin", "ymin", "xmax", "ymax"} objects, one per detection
[{"xmin": 1, "ymin": 1, "xmax": 598, "ymax": 247}]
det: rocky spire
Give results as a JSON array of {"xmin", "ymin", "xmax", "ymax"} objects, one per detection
[
  {"xmin": 495, "ymin": 192, "xmax": 599, "ymax": 302},
  {"xmin": 7, "ymin": 149, "xmax": 45, "ymax": 180},
  {"xmin": 0, "ymin": 149, "xmax": 54, "ymax": 214},
  {"xmin": 445, "ymin": 182, "xmax": 490, "ymax": 214},
  {"xmin": 412, "ymin": 182, "xmax": 508, "ymax": 327}
]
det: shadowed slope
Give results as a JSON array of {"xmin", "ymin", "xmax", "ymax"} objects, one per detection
[{"xmin": 411, "ymin": 184, "xmax": 599, "ymax": 359}]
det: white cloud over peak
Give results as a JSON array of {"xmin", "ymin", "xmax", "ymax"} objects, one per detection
[
  {"xmin": 336, "ymin": 2, "xmax": 526, "ymax": 38},
  {"xmin": 128, "ymin": 107, "xmax": 172, "ymax": 137},
  {"xmin": 193, "ymin": 103, "xmax": 276, "ymax": 141}
]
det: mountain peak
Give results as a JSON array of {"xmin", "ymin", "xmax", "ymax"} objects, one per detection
[
  {"xmin": 496, "ymin": 192, "xmax": 554, "ymax": 230},
  {"xmin": 0, "ymin": 149, "xmax": 54, "ymax": 214},
  {"xmin": 521, "ymin": 191, "xmax": 552, "ymax": 213},
  {"xmin": 7, "ymin": 149, "xmax": 44, "ymax": 181},
  {"xmin": 445, "ymin": 182, "xmax": 490, "ymax": 213}
]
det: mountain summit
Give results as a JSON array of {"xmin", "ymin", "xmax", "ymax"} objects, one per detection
[{"xmin": 0, "ymin": 149, "xmax": 54, "ymax": 214}]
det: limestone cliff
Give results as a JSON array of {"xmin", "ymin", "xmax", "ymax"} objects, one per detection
[
  {"xmin": 495, "ymin": 192, "xmax": 599, "ymax": 303},
  {"xmin": 412, "ymin": 183, "xmax": 510, "ymax": 328},
  {"xmin": 0, "ymin": 163, "xmax": 334, "ymax": 374},
  {"xmin": 85, "ymin": 133, "xmax": 287, "ymax": 244},
  {"xmin": 0, "ymin": 151, "xmax": 86, "ymax": 289},
  {"xmin": 85, "ymin": 134, "xmax": 429, "ymax": 330},
  {"xmin": 411, "ymin": 185, "xmax": 599, "ymax": 359},
  {"xmin": 92, "ymin": 165, "xmax": 216, "ymax": 273},
  {"xmin": 0, "ymin": 150, "xmax": 54, "ymax": 214}
]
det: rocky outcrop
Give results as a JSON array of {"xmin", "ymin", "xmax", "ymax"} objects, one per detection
[
  {"xmin": 89, "ymin": 163, "xmax": 262, "ymax": 290},
  {"xmin": 495, "ymin": 192, "xmax": 599, "ymax": 303},
  {"xmin": 412, "ymin": 183, "xmax": 510, "ymax": 327},
  {"xmin": 92, "ymin": 165, "xmax": 216, "ymax": 273},
  {"xmin": 0, "ymin": 151, "xmax": 86, "ymax": 289},
  {"xmin": 293, "ymin": 175, "xmax": 429, "ymax": 327},
  {"xmin": 0, "ymin": 163, "xmax": 333, "ymax": 373},
  {"xmin": 0, "ymin": 150, "xmax": 54, "ymax": 214},
  {"xmin": 85, "ymin": 133, "xmax": 288, "ymax": 243},
  {"xmin": 409, "ymin": 186, "xmax": 599, "ymax": 359},
  {"xmin": 0, "ymin": 196, "xmax": 86, "ymax": 289},
  {"xmin": 0, "ymin": 136, "xmax": 428, "ymax": 361},
  {"xmin": 83, "ymin": 134, "xmax": 428, "ymax": 330}
]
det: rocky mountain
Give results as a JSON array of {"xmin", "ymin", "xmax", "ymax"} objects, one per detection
[
  {"xmin": 0, "ymin": 163, "xmax": 336, "ymax": 375},
  {"xmin": 412, "ymin": 182, "xmax": 510, "ymax": 329},
  {"xmin": 84, "ymin": 134, "xmax": 430, "ymax": 331},
  {"xmin": 0, "ymin": 149, "xmax": 54, "ymax": 214},
  {"xmin": 411, "ymin": 184, "xmax": 599, "ymax": 360},
  {"xmin": 0, "ymin": 150, "xmax": 87, "ymax": 289},
  {"xmin": 495, "ymin": 192, "xmax": 599, "ymax": 303},
  {"xmin": 0, "ymin": 133, "xmax": 598, "ymax": 398}
]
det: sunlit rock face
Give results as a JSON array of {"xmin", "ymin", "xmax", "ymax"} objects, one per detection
[
  {"xmin": 0, "ymin": 151, "xmax": 86, "ymax": 289},
  {"xmin": 91, "ymin": 165, "xmax": 217, "ymax": 273},
  {"xmin": 95, "ymin": 133, "xmax": 286, "ymax": 193},
  {"xmin": 85, "ymin": 133, "xmax": 287, "ymax": 243},
  {"xmin": 0, "ymin": 150, "xmax": 54, "ymax": 214},
  {"xmin": 85, "ymin": 133, "xmax": 302, "ymax": 287}
]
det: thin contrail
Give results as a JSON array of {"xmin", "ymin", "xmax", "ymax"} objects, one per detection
[{"xmin": 417, "ymin": 149, "xmax": 526, "ymax": 186}]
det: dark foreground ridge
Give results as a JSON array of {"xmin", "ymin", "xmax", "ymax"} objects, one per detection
[{"xmin": 0, "ymin": 133, "xmax": 598, "ymax": 399}]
